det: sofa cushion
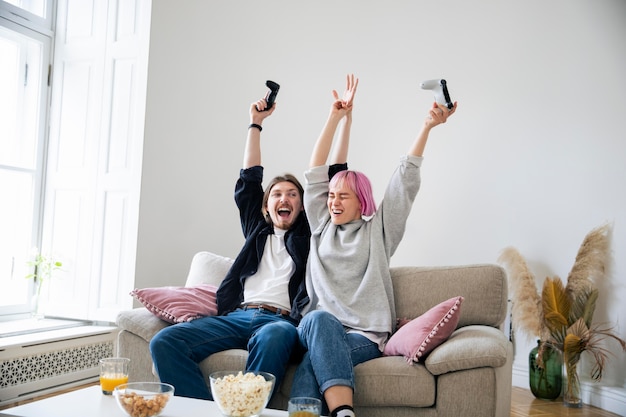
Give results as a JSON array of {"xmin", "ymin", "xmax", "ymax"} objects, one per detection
[
  {"xmin": 425, "ymin": 325, "xmax": 510, "ymax": 375},
  {"xmin": 185, "ymin": 251, "xmax": 234, "ymax": 287},
  {"xmin": 383, "ymin": 296, "xmax": 463, "ymax": 362},
  {"xmin": 130, "ymin": 284, "xmax": 218, "ymax": 324},
  {"xmin": 391, "ymin": 264, "xmax": 507, "ymax": 329},
  {"xmin": 353, "ymin": 356, "xmax": 435, "ymax": 407},
  {"xmin": 199, "ymin": 349, "xmax": 249, "ymax": 378}
]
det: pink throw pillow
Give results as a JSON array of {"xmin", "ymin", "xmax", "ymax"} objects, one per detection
[
  {"xmin": 130, "ymin": 284, "xmax": 218, "ymax": 324},
  {"xmin": 383, "ymin": 296, "xmax": 463, "ymax": 363}
]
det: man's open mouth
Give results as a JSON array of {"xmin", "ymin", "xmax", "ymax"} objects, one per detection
[{"xmin": 278, "ymin": 207, "xmax": 291, "ymax": 218}]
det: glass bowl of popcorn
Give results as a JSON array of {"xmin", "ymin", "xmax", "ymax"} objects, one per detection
[
  {"xmin": 113, "ymin": 382, "xmax": 174, "ymax": 417},
  {"xmin": 209, "ymin": 371, "xmax": 275, "ymax": 417}
]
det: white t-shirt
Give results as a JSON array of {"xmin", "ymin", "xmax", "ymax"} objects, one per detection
[{"xmin": 243, "ymin": 228, "xmax": 294, "ymax": 311}]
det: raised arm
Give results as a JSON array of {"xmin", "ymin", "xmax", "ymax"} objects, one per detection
[
  {"xmin": 408, "ymin": 101, "xmax": 458, "ymax": 157},
  {"xmin": 329, "ymin": 74, "xmax": 358, "ymax": 165},
  {"xmin": 310, "ymin": 74, "xmax": 359, "ymax": 168},
  {"xmin": 243, "ymin": 98, "xmax": 276, "ymax": 169}
]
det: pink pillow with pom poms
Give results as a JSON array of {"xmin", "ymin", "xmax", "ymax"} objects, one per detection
[
  {"xmin": 384, "ymin": 296, "xmax": 463, "ymax": 363},
  {"xmin": 130, "ymin": 284, "xmax": 218, "ymax": 324}
]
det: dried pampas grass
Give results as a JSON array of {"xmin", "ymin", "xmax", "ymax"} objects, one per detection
[
  {"xmin": 498, "ymin": 247, "xmax": 543, "ymax": 341},
  {"xmin": 566, "ymin": 224, "xmax": 610, "ymax": 297},
  {"xmin": 499, "ymin": 223, "xmax": 625, "ymax": 387},
  {"xmin": 498, "ymin": 224, "xmax": 612, "ymax": 342}
]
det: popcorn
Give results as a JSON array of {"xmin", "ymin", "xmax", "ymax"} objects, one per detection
[{"xmin": 211, "ymin": 371, "xmax": 273, "ymax": 417}]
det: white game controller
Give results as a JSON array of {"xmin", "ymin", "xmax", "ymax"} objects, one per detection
[{"xmin": 420, "ymin": 79, "xmax": 454, "ymax": 109}]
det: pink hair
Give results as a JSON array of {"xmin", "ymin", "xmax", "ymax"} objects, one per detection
[{"xmin": 329, "ymin": 170, "xmax": 377, "ymax": 217}]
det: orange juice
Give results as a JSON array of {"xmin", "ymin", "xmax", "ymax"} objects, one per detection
[
  {"xmin": 99, "ymin": 357, "xmax": 130, "ymax": 395},
  {"xmin": 288, "ymin": 397, "xmax": 321, "ymax": 417},
  {"xmin": 289, "ymin": 412, "xmax": 318, "ymax": 417},
  {"xmin": 100, "ymin": 374, "xmax": 129, "ymax": 394}
]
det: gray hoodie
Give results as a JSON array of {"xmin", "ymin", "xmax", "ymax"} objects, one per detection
[{"xmin": 303, "ymin": 155, "xmax": 422, "ymax": 349}]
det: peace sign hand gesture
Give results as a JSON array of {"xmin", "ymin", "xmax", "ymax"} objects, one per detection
[{"xmin": 332, "ymin": 73, "xmax": 359, "ymax": 112}]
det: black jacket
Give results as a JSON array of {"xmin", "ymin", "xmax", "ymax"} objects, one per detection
[{"xmin": 216, "ymin": 166, "xmax": 310, "ymax": 320}]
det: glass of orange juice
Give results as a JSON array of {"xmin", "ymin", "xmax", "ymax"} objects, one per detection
[
  {"xmin": 288, "ymin": 397, "xmax": 322, "ymax": 417},
  {"xmin": 99, "ymin": 357, "xmax": 130, "ymax": 395}
]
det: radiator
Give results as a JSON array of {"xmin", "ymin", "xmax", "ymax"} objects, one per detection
[{"xmin": 0, "ymin": 325, "xmax": 118, "ymax": 406}]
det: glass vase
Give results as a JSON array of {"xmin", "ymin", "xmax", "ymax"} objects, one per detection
[
  {"xmin": 528, "ymin": 340, "xmax": 562, "ymax": 400},
  {"xmin": 31, "ymin": 279, "xmax": 47, "ymax": 319},
  {"xmin": 563, "ymin": 361, "xmax": 582, "ymax": 408}
]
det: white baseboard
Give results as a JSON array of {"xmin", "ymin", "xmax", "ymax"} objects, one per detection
[{"xmin": 512, "ymin": 363, "xmax": 626, "ymax": 416}]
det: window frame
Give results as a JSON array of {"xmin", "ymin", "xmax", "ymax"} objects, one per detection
[
  {"xmin": 0, "ymin": 4, "xmax": 53, "ymax": 319},
  {"xmin": 0, "ymin": 0, "xmax": 55, "ymax": 35}
]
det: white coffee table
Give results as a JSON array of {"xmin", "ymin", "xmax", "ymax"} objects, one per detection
[{"xmin": 1, "ymin": 385, "xmax": 287, "ymax": 417}]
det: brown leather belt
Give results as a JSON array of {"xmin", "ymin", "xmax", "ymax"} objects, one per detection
[{"xmin": 240, "ymin": 303, "xmax": 291, "ymax": 316}]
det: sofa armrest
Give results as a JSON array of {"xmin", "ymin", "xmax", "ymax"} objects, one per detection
[
  {"xmin": 425, "ymin": 325, "xmax": 510, "ymax": 375},
  {"xmin": 116, "ymin": 308, "xmax": 171, "ymax": 343}
]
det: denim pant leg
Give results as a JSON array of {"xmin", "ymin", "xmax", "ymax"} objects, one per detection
[
  {"xmin": 149, "ymin": 310, "xmax": 254, "ymax": 399},
  {"xmin": 290, "ymin": 311, "xmax": 381, "ymax": 401},
  {"xmin": 246, "ymin": 314, "xmax": 299, "ymax": 395},
  {"xmin": 290, "ymin": 350, "xmax": 320, "ymax": 400}
]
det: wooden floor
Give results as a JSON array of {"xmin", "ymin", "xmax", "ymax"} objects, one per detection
[
  {"xmin": 1, "ymin": 383, "xmax": 621, "ymax": 416},
  {"xmin": 510, "ymin": 386, "xmax": 621, "ymax": 417}
]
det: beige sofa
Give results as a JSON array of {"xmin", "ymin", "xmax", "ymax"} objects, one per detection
[{"xmin": 116, "ymin": 251, "xmax": 513, "ymax": 417}]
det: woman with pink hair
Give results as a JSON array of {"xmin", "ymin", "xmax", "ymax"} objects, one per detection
[{"xmin": 291, "ymin": 74, "xmax": 457, "ymax": 417}]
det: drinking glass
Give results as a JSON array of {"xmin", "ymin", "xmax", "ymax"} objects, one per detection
[
  {"xmin": 288, "ymin": 397, "xmax": 322, "ymax": 417},
  {"xmin": 99, "ymin": 357, "xmax": 130, "ymax": 395}
]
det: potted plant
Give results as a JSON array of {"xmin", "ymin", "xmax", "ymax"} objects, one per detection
[
  {"xmin": 25, "ymin": 248, "xmax": 63, "ymax": 318},
  {"xmin": 499, "ymin": 224, "xmax": 626, "ymax": 407}
]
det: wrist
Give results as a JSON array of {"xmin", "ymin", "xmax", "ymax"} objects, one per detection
[{"xmin": 328, "ymin": 113, "xmax": 343, "ymax": 124}]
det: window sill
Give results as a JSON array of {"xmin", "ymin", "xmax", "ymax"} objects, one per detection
[{"xmin": 0, "ymin": 318, "xmax": 116, "ymax": 349}]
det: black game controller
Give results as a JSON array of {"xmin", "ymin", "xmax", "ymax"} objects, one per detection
[{"xmin": 259, "ymin": 80, "xmax": 280, "ymax": 111}]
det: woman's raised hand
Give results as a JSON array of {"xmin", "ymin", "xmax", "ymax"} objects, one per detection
[
  {"xmin": 424, "ymin": 101, "xmax": 457, "ymax": 128},
  {"xmin": 332, "ymin": 73, "xmax": 359, "ymax": 111}
]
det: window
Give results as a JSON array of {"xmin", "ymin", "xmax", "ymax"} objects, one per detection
[
  {"xmin": 1, "ymin": 0, "xmax": 150, "ymax": 324},
  {"xmin": 0, "ymin": 0, "xmax": 54, "ymax": 34},
  {"xmin": 3, "ymin": 0, "xmax": 47, "ymax": 19},
  {"xmin": 0, "ymin": 5, "xmax": 52, "ymax": 318}
]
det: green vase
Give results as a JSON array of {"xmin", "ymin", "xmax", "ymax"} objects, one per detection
[{"xmin": 528, "ymin": 340, "xmax": 562, "ymax": 400}]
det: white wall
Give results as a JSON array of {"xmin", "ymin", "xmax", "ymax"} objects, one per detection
[{"xmin": 138, "ymin": 0, "xmax": 626, "ymax": 411}]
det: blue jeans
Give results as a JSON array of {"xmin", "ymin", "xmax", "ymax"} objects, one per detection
[
  {"xmin": 149, "ymin": 308, "xmax": 298, "ymax": 399},
  {"xmin": 290, "ymin": 310, "xmax": 381, "ymax": 410}
]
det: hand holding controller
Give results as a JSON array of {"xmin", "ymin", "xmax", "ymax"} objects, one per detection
[
  {"xmin": 420, "ymin": 79, "xmax": 453, "ymax": 110},
  {"xmin": 257, "ymin": 80, "xmax": 280, "ymax": 112}
]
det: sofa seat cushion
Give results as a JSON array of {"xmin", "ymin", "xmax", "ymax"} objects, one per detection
[
  {"xmin": 198, "ymin": 349, "xmax": 249, "ymax": 379},
  {"xmin": 192, "ymin": 351, "xmax": 437, "ymax": 409},
  {"xmin": 116, "ymin": 308, "xmax": 170, "ymax": 343},
  {"xmin": 425, "ymin": 325, "xmax": 509, "ymax": 375},
  {"xmin": 353, "ymin": 356, "xmax": 435, "ymax": 408}
]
